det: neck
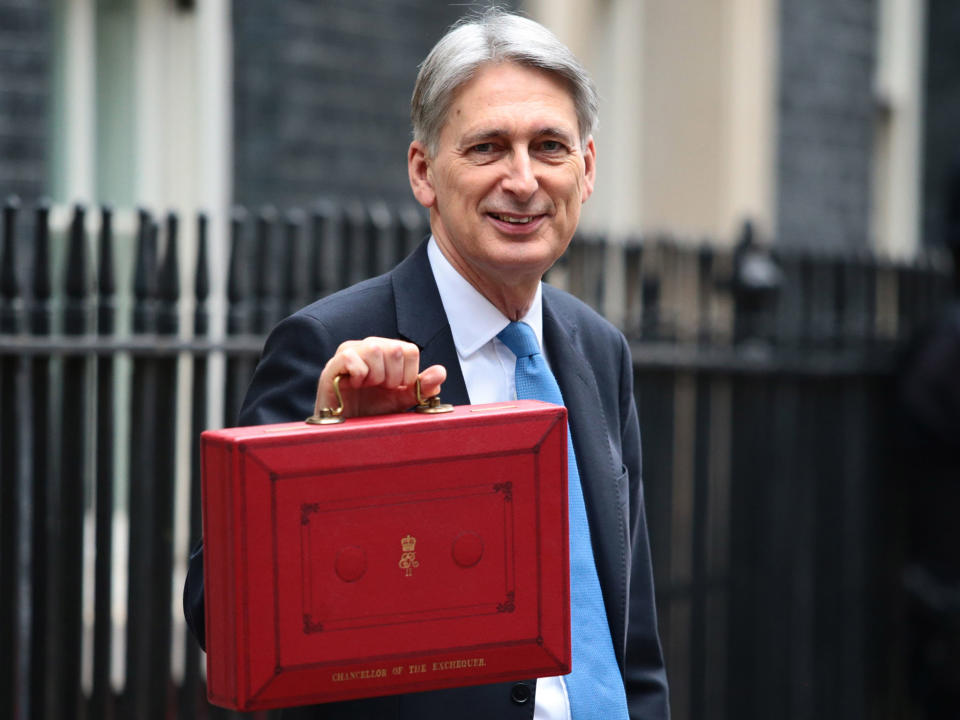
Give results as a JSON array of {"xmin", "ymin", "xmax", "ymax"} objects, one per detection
[
  {"xmin": 432, "ymin": 238, "xmax": 540, "ymax": 321},
  {"xmin": 484, "ymin": 286, "xmax": 536, "ymax": 321}
]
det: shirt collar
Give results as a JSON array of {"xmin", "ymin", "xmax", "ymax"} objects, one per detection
[{"xmin": 427, "ymin": 236, "xmax": 544, "ymax": 358}]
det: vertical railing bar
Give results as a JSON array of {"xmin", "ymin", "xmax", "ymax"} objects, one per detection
[
  {"xmin": 180, "ymin": 212, "xmax": 208, "ymax": 720},
  {"xmin": 28, "ymin": 199, "xmax": 52, "ymax": 720},
  {"xmin": 689, "ymin": 366, "xmax": 712, "ymax": 720},
  {"xmin": 0, "ymin": 195, "xmax": 20, "ymax": 329},
  {"xmin": 91, "ymin": 204, "xmax": 117, "ymax": 720},
  {"xmin": 642, "ymin": 239, "xmax": 662, "ymax": 341},
  {"xmin": 1, "ymin": 195, "xmax": 24, "ymax": 720},
  {"xmin": 696, "ymin": 244, "xmax": 714, "ymax": 346},
  {"xmin": 689, "ymin": 241, "xmax": 713, "ymax": 715},
  {"xmin": 60, "ymin": 203, "xmax": 90, "ymax": 719},
  {"xmin": 253, "ymin": 206, "xmax": 281, "ymax": 334},
  {"xmin": 149, "ymin": 211, "xmax": 180, "ymax": 720},
  {"xmin": 123, "ymin": 209, "xmax": 158, "ymax": 720},
  {"xmin": 225, "ymin": 208, "xmax": 252, "ymax": 427}
]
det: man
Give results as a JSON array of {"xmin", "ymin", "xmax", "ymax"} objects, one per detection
[{"xmin": 185, "ymin": 10, "xmax": 669, "ymax": 719}]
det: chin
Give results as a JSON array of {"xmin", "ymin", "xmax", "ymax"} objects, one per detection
[{"xmin": 486, "ymin": 244, "xmax": 560, "ymax": 278}]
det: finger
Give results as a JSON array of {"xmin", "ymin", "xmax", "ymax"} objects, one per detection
[
  {"xmin": 357, "ymin": 341, "xmax": 386, "ymax": 387},
  {"xmin": 380, "ymin": 342, "xmax": 407, "ymax": 389},
  {"xmin": 336, "ymin": 347, "xmax": 374, "ymax": 388},
  {"xmin": 416, "ymin": 364, "xmax": 447, "ymax": 398},
  {"xmin": 399, "ymin": 342, "xmax": 421, "ymax": 388},
  {"xmin": 355, "ymin": 338, "xmax": 420, "ymax": 389},
  {"xmin": 318, "ymin": 343, "xmax": 374, "ymax": 405}
]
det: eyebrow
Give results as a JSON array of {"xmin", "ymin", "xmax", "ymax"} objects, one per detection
[
  {"xmin": 459, "ymin": 129, "xmax": 508, "ymax": 147},
  {"xmin": 459, "ymin": 126, "xmax": 578, "ymax": 148},
  {"xmin": 535, "ymin": 127, "xmax": 577, "ymax": 145}
]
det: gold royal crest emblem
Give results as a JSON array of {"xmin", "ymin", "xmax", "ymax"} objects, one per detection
[{"xmin": 398, "ymin": 534, "xmax": 419, "ymax": 577}]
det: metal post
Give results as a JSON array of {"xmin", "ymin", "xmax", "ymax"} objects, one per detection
[
  {"xmin": 225, "ymin": 208, "xmax": 253, "ymax": 426},
  {"xmin": 60, "ymin": 204, "xmax": 90, "ymax": 719},
  {"xmin": 180, "ymin": 212, "xmax": 209, "ymax": 720},
  {"xmin": 91, "ymin": 205, "xmax": 117, "ymax": 720},
  {"xmin": 124, "ymin": 210, "xmax": 158, "ymax": 720},
  {"xmin": 253, "ymin": 206, "xmax": 281, "ymax": 334},
  {"xmin": 29, "ymin": 200, "xmax": 52, "ymax": 720},
  {"xmin": 147, "ymin": 211, "xmax": 181, "ymax": 720},
  {"xmin": 1, "ymin": 196, "xmax": 23, "ymax": 720}
]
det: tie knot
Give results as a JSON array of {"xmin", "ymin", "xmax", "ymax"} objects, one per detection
[{"xmin": 497, "ymin": 321, "xmax": 541, "ymax": 358}]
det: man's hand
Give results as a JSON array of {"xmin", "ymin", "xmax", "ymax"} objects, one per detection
[{"xmin": 317, "ymin": 337, "xmax": 447, "ymax": 418}]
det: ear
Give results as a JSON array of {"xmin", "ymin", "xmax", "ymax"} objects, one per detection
[
  {"xmin": 408, "ymin": 141, "xmax": 436, "ymax": 208},
  {"xmin": 580, "ymin": 136, "xmax": 596, "ymax": 203}
]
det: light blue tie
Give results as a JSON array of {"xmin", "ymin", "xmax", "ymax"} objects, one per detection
[{"xmin": 497, "ymin": 321, "xmax": 629, "ymax": 720}]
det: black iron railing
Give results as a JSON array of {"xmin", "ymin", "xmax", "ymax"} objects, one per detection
[{"xmin": 0, "ymin": 196, "xmax": 953, "ymax": 720}]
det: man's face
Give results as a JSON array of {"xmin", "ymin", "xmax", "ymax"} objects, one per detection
[{"xmin": 409, "ymin": 62, "xmax": 596, "ymax": 308}]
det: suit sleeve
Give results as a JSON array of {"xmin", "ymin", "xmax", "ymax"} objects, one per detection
[{"xmin": 618, "ymin": 334, "xmax": 671, "ymax": 719}]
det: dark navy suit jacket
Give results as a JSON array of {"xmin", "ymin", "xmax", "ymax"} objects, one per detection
[{"xmin": 183, "ymin": 241, "xmax": 669, "ymax": 719}]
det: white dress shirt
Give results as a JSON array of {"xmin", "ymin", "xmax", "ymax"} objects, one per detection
[{"xmin": 427, "ymin": 237, "xmax": 571, "ymax": 720}]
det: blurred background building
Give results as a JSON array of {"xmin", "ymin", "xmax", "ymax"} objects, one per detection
[
  {"xmin": 1, "ymin": 2, "xmax": 959, "ymax": 720},
  {"xmin": 2, "ymin": 0, "xmax": 958, "ymax": 254}
]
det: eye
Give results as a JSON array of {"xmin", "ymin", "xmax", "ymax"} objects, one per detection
[
  {"xmin": 471, "ymin": 142, "xmax": 497, "ymax": 154},
  {"xmin": 536, "ymin": 139, "xmax": 569, "ymax": 156}
]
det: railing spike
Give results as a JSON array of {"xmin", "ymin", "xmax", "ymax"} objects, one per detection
[
  {"xmin": 1, "ymin": 196, "xmax": 21, "ymax": 334},
  {"xmin": 2, "ymin": 195, "xmax": 21, "ymax": 301},
  {"xmin": 227, "ymin": 206, "xmax": 250, "ymax": 335},
  {"xmin": 194, "ymin": 212, "xmax": 209, "ymax": 337},
  {"xmin": 63, "ymin": 204, "xmax": 89, "ymax": 335},
  {"xmin": 195, "ymin": 212, "xmax": 209, "ymax": 302},
  {"xmin": 134, "ymin": 211, "xmax": 156, "ymax": 301},
  {"xmin": 98, "ymin": 206, "xmax": 115, "ymax": 297},
  {"xmin": 227, "ymin": 207, "xmax": 248, "ymax": 303},
  {"xmin": 31, "ymin": 199, "xmax": 52, "ymax": 335},
  {"xmin": 132, "ymin": 210, "xmax": 157, "ymax": 334},
  {"xmin": 159, "ymin": 211, "xmax": 181, "ymax": 302},
  {"xmin": 254, "ymin": 205, "xmax": 279, "ymax": 332},
  {"xmin": 157, "ymin": 211, "xmax": 180, "ymax": 336},
  {"xmin": 97, "ymin": 205, "xmax": 115, "ymax": 336}
]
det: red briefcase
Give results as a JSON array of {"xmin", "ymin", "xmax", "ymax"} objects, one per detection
[{"xmin": 200, "ymin": 391, "xmax": 570, "ymax": 711}]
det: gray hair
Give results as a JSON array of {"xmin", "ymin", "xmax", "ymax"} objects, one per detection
[{"xmin": 411, "ymin": 9, "xmax": 599, "ymax": 156}]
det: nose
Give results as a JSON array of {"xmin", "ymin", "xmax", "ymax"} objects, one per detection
[{"xmin": 501, "ymin": 149, "xmax": 538, "ymax": 200}]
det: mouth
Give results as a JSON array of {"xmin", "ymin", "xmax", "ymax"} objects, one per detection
[
  {"xmin": 486, "ymin": 212, "xmax": 547, "ymax": 232},
  {"xmin": 490, "ymin": 213, "xmax": 535, "ymax": 224}
]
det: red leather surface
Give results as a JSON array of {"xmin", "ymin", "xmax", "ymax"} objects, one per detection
[{"xmin": 201, "ymin": 400, "xmax": 570, "ymax": 710}]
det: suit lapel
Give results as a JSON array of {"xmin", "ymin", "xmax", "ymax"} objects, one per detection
[
  {"xmin": 543, "ymin": 295, "xmax": 628, "ymax": 667},
  {"xmin": 391, "ymin": 242, "xmax": 470, "ymax": 406}
]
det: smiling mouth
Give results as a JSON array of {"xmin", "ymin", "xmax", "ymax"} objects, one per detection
[{"xmin": 489, "ymin": 213, "xmax": 541, "ymax": 224}]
